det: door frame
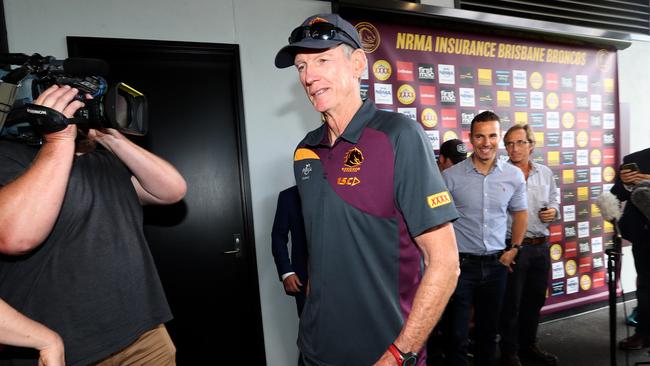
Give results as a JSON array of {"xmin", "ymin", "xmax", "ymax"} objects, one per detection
[{"xmin": 67, "ymin": 37, "xmax": 266, "ymax": 363}]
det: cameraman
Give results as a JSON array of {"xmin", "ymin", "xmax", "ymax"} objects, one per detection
[{"xmin": 0, "ymin": 85, "xmax": 186, "ymax": 365}]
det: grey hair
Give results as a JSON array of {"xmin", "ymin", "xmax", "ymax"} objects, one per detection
[{"xmin": 339, "ymin": 44, "xmax": 367, "ymax": 81}]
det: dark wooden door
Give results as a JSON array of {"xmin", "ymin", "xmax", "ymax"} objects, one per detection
[{"xmin": 68, "ymin": 37, "xmax": 266, "ymax": 365}]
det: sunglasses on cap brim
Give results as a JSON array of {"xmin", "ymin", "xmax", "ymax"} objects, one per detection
[{"xmin": 288, "ymin": 22, "xmax": 360, "ymax": 49}]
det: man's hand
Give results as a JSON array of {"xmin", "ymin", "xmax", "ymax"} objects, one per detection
[
  {"xmin": 86, "ymin": 128, "xmax": 122, "ymax": 152},
  {"xmin": 620, "ymin": 169, "xmax": 650, "ymax": 186},
  {"xmin": 0, "ymin": 299, "xmax": 65, "ymax": 366},
  {"xmin": 499, "ymin": 249, "xmax": 518, "ymax": 272},
  {"xmin": 0, "ymin": 85, "xmax": 85, "ymax": 255},
  {"xmin": 282, "ymin": 274, "xmax": 303, "ymax": 293},
  {"xmin": 34, "ymin": 85, "xmax": 87, "ymax": 144},
  {"xmin": 37, "ymin": 333, "xmax": 65, "ymax": 366},
  {"xmin": 538, "ymin": 208, "xmax": 557, "ymax": 223}
]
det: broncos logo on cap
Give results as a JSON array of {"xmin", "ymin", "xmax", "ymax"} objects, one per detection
[{"xmin": 308, "ymin": 17, "xmax": 330, "ymax": 25}]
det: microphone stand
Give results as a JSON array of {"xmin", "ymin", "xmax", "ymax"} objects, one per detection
[{"xmin": 606, "ymin": 219, "xmax": 623, "ymax": 366}]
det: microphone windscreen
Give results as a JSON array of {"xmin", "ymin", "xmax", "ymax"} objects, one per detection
[
  {"xmin": 596, "ymin": 191, "xmax": 622, "ymax": 222},
  {"xmin": 631, "ymin": 183, "xmax": 650, "ymax": 221},
  {"xmin": 0, "ymin": 53, "xmax": 30, "ymax": 66},
  {"xmin": 62, "ymin": 58, "xmax": 109, "ymax": 77},
  {"xmin": 637, "ymin": 180, "xmax": 650, "ymax": 189}
]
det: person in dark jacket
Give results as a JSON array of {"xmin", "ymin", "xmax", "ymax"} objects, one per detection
[
  {"xmin": 272, "ymin": 185, "xmax": 308, "ymax": 315},
  {"xmin": 612, "ymin": 148, "xmax": 650, "ymax": 350}
]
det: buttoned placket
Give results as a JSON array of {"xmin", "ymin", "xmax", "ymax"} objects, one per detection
[{"xmin": 482, "ymin": 173, "xmax": 489, "ymax": 253}]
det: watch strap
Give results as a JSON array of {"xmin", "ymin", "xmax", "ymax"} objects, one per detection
[
  {"xmin": 388, "ymin": 343, "xmax": 403, "ymax": 366},
  {"xmin": 388, "ymin": 343, "xmax": 419, "ymax": 366}
]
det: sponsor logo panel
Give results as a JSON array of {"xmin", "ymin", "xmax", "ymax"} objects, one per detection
[
  {"xmin": 396, "ymin": 61, "xmax": 414, "ymax": 81},
  {"xmin": 580, "ymin": 274, "xmax": 592, "ymax": 291},
  {"xmin": 550, "ymin": 244, "xmax": 563, "ymax": 260},
  {"xmin": 419, "ymin": 86, "xmax": 437, "ymax": 106},
  {"xmin": 438, "ymin": 64, "xmax": 455, "ymax": 84},
  {"xmin": 397, "ymin": 84, "xmax": 416, "ymax": 105},
  {"xmin": 564, "ymin": 241, "xmax": 577, "ymax": 258},
  {"xmin": 374, "ymin": 83, "xmax": 393, "ymax": 105},
  {"xmin": 418, "ymin": 63, "xmax": 435, "ymax": 81},
  {"xmin": 460, "ymin": 67, "xmax": 474, "ymax": 84},
  {"xmin": 373, "ymin": 60, "xmax": 392, "ymax": 81},
  {"xmin": 478, "ymin": 68, "xmax": 492, "ymax": 85},
  {"xmin": 440, "ymin": 88, "xmax": 457, "ymax": 105},
  {"xmin": 441, "ymin": 109, "xmax": 457, "ymax": 128},
  {"xmin": 421, "ymin": 108, "xmax": 438, "ymax": 128}
]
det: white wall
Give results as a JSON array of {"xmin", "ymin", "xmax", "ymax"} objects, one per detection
[
  {"xmin": 615, "ymin": 41, "xmax": 650, "ymax": 294},
  {"xmin": 3, "ymin": 0, "xmax": 646, "ymax": 364},
  {"xmin": 618, "ymin": 41, "xmax": 650, "ymax": 157}
]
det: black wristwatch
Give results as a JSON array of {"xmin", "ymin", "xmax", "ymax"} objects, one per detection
[
  {"xmin": 506, "ymin": 243, "xmax": 521, "ymax": 251},
  {"xmin": 388, "ymin": 343, "xmax": 418, "ymax": 366}
]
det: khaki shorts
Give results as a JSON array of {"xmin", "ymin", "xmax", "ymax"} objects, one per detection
[{"xmin": 92, "ymin": 324, "xmax": 176, "ymax": 366}]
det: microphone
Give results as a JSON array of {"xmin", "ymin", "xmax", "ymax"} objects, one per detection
[
  {"xmin": 631, "ymin": 180, "xmax": 650, "ymax": 221},
  {"xmin": 0, "ymin": 53, "xmax": 110, "ymax": 77},
  {"xmin": 0, "ymin": 53, "xmax": 30, "ymax": 65},
  {"xmin": 46, "ymin": 58, "xmax": 110, "ymax": 77},
  {"xmin": 596, "ymin": 191, "xmax": 623, "ymax": 254},
  {"xmin": 596, "ymin": 191, "xmax": 622, "ymax": 222}
]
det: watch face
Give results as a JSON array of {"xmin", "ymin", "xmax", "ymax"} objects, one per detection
[{"xmin": 403, "ymin": 354, "xmax": 418, "ymax": 366}]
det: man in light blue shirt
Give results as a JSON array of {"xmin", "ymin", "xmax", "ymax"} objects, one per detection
[
  {"xmin": 500, "ymin": 124, "xmax": 559, "ymax": 366},
  {"xmin": 442, "ymin": 111, "xmax": 528, "ymax": 366}
]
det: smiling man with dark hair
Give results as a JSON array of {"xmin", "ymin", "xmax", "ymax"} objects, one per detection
[{"xmin": 442, "ymin": 111, "xmax": 528, "ymax": 366}]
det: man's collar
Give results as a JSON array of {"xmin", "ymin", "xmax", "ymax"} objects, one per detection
[
  {"xmin": 507, "ymin": 159, "xmax": 534, "ymax": 172},
  {"xmin": 302, "ymin": 99, "xmax": 376, "ymax": 147},
  {"xmin": 466, "ymin": 155, "xmax": 503, "ymax": 174}
]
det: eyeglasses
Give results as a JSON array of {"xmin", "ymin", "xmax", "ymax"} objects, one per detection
[
  {"xmin": 289, "ymin": 22, "xmax": 360, "ymax": 49},
  {"xmin": 504, "ymin": 140, "xmax": 531, "ymax": 149}
]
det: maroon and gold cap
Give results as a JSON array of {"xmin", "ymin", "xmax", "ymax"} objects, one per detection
[{"xmin": 275, "ymin": 13, "xmax": 362, "ymax": 69}]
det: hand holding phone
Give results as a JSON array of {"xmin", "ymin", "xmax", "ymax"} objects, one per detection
[
  {"xmin": 619, "ymin": 162, "xmax": 644, "ymax": 185},
  {"xmin": 620, "ymin": 162, "xmax": 640, "ymax": 172}
]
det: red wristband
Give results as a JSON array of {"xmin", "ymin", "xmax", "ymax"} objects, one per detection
[{"xmin": 388, "ymin": 343, "xmax": 403, "ymax": 366}]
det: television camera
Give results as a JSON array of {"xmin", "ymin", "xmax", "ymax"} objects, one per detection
[{"xmin": 0, "ymin": 53, "xmax": 147, "ymax": 144}]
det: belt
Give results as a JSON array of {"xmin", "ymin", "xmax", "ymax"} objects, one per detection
[
  {"xmin": 522, "ymin": 236, "xmax": 547, "ymax": 245},
  {"xmin": 459, "ymin": 251, "xmax": 504, "ymax": 261}
]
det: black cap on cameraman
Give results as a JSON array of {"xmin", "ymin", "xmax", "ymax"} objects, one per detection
[
  {"xmin": 439, "ymin": 139, "xmax": 468, "ymax": 164},
  {"xmin": 275, "ymin": 13, "xmax": 362, "ymax": 69}
]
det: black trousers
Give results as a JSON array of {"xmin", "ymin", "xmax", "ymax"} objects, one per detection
[
  {"xmin": 633, "ymin": 232, "xmax": 650, "ymax": 337},
  {"xmin": 500, "ymin": 243, "xmax": 550, "ymax": 353},
  {"xmin": 444, "ymin": 256, "xmax": 508, "ymax": 366}
]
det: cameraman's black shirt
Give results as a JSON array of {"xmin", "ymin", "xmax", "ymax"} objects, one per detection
[{"xmin": 0, "ymin": 140, "xmax": 172, "ymax": 366}]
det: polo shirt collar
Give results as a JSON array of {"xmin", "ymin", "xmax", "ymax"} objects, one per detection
[
  {"xmin": 302, "ymin": 99, "xmax": 377, "ymax": 147},
  {"xmin": 464, "ymin": 156, "xmax": 505, "ymax": 174}
]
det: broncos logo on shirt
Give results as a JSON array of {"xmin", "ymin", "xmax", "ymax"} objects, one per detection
[{"xmin": 343, "ymin": 147, "xmax": 364, "ymax": 167}]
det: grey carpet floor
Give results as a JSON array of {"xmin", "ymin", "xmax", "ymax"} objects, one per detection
[
  {"xmin": 536, "ymin": 299, "xmax": 646, "ymax": 366},
  {"xmin": 427, "ymin": 300, "xmax": 648, "ymax": 365}
]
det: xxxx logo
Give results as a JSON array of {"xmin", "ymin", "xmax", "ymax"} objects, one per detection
[{"xmin": 427, "ymin": 191, "xmax": 451, "ymax": 208}]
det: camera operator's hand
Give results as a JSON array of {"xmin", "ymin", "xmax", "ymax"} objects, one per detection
[
  {"xmin": 33, "ymin": 85, "xmax": 86, "ymax": 143},
  {"xmin": 84, "ymin": 127, "xmax": 187, "ymax": 205},
  {"xmin": 0, "ymin": 85, "xmax": 87, "ymax": 255},
  {"xmin": 86, "ymin": 127, "xmax": 122, "ymax": 152}
]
